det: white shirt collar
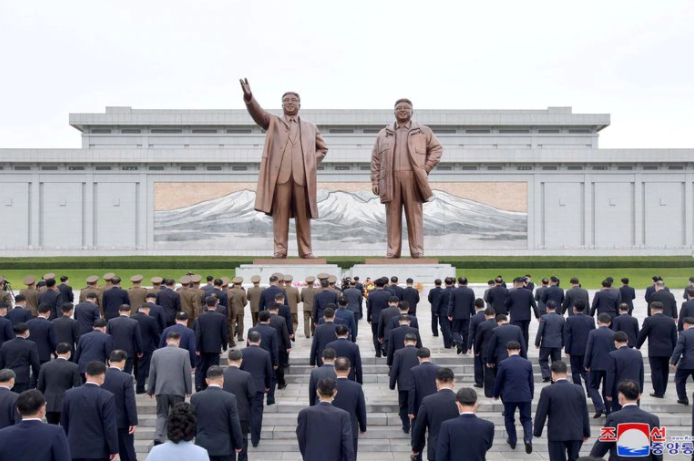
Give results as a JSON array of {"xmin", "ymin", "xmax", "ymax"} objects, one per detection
[{"xmin": 22, "ymin": 418, "xmax": 43, "ymax": 422}]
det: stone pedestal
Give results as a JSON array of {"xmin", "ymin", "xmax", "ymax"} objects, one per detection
[
  {"xmin": 236, "ymin": 262, "xmax": 342, "ymax": 283},
  {"xmin": 347, "ymin": 259, "xmax": 455, "ymax": 284}
]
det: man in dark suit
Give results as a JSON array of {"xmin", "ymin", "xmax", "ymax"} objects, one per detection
[
  {"xmin": 493, "ymin": 341, "xmax": 534, "ymax": 454},
  {"xmin": 486, "ymin": 314, "xmax": 527, "ymax": 367},
  {"xmin": 191, "ymin": 365, "xmax": 244, "ymax": 461},
  {"xmin": 0, "ymin": 323, "xmax": 40, "ymax": 392},
  {"xmin": 309, "ymin": 348, "xmax": 337, "ymax": 405},
  {"xmin": 541, "ymin": 276, "xmax": 565, "ymax": 314},
  {"xmin": 297, "ymin": 377, "xmax": 354, "ymax": 461},
  {"xmin": 159, "ymin": 312, "xmax": 197, "ymax": 368},
  {"xmin": 310, "ymin": 308, "xmax": 339, "ymax": 367},
  {"xmin": 377, "ymin": 296, "xmax": 401, "ymax": 355},
  {"xmin": 326, "ymin": 324, "xmax": 363, "ymax": 383},
  {"xmin": 590, "ymin": 280, "xmax": 620, "ymax": 319},
  {"xmin": 6, "ymin": 297, "xmax": 32, "ymax": 326},
  {"xmin": 240, "ymin": 332, "xmax": 273, "ymax": 448},
  {"xmin": 584, "ymin": 313, "xmax": 616, "ymax": 418},
  {"xmin": 534, "ymin": 278, "xmax": 549, "ymax": 315},
  {"xmin": 485, "ymin": 276, "xmax": 509, "ymax": 315},
  {"xmin": 131, "ymin": 303, "xmax": 160, "ymax": 394},
  {"xmin": 403, "ymin": 278, "xmax": 420, "ymax": 315},
  {"xmin": 467, "ymin": 299, "xmax": 486, "ymax": 388},
  {"xmin": 27, "ymin": 304, "xmax": 58, "ymax": 371},
  {"xmin": 620, "ymin": 277, "xmax": 636, "ymax": 315},
  {"xmin": 611, "ymin": 303, "xmax": 639, "ymax": 348},
  {"xmin": 333, "ymin": 357, "xmax": 366, "ymax": 456},
  {"xmin": 562, "ymin": 277, "xmax": 590, "ymax": 316},
  {"xmin": 447, "ymin": 277, "xmax": 476, "ymax": 354},
  {"xmin": 387, "ymin": 316, "xmax": 423, "ymax": 366},
  {"xmin": 58, "ymin": 276, "xmax": 74, "ymax": 306},
  {"xmin": 474, "ymin": 308, "xmax": 497, "ymax": 397},
  {"xmin": 434, "ymin": 278, "xmax": 455, "ymax": 349},
  {"xmin": 74, "ymin": 319, "xmax": 114, "ymax": 380},
  {"xmin": 270, "ymin": 292, "xmax": 294, "ymax": 338},
  {"xmin": 103, "ymin": 350, "xmax": 138, "ymax": 461},
  {"xmin": 155, "ymin": 279, "xmax": 182, "ymax": 327},
  {"xmin": 0, "ymin": 304, "xmax": 12, "ymax": 351},
  {"xmin": 102, "ymin": 276, "xmax": 130, "ymax": 321},
  {"xmin": 334, "ymin": 297, "xmax": 357, "ymax": 341},
  {"xmin": 52, "ymin": 303, "xmax": 80, "ymax": 358},
  {"xmin": 145, "ymin": 292, "xmax": 167, "ymax": 333},
  {"xmin": 408, "ymin": 348, "xmax": 440, "ymax": 422},
  {"xmin": 411, "ymin": 367, "xmax": 457, "ymax": 461},
  {"xmin": 366, "ymin": 278, "xmax": 392, "ymax": 357},
  {"xmin": 505, "ymin": 277, "xmax": 540, "ymax": 347},
  {"xmin": 648, "ymin": 280, "xmax": 678, "ymax": 318},
  {"xmin": 223, "ymin": 350, "xmax": 255, "ymax": 461},
  {"xmin": 267, "ymin": 303, "xmax": 292, "ymax": 393},
  {"xmin": 37, "ymin": 342, "xmax": 81, "ymax": 424},
  {"xmin": 670, "ymin": 316, "xmax": 694, "ymax": 405},
  {"xmin": 389, "ymin": 333, "xmax": 420, "ymax": 433},
  {"xmin": 0, "ymin": 369, "xmax": 20, "ymax": 429},
  {"xmin": 564, "ymin": 300, "xmax": 596, "ymax": 390},
  {"xmin": 678, "ymin": 287, "xmax": 694, "ymax": 331},
  {"xmin": 74, "ymin": 292, "xmax": 102, "ymax": 336},
  {"xmin": 389, "ymin": 277, "xmax": 404, "ymax": 300},
  {"xmin": 533, "ymin": 360, "xmax": 590, "ymax": 461},
  {"xmin": 0, "ymin": 389, "xmax": 71, "ymax": 461},
  {"xmin": 107, "ymin": 304, "xmax": 143, "ymax": 374},
  {"xmin": 636, "ymin": 301, "xmax": 678, "ymax": 398},
  {"xmin": 257, "ymin": 275, "xmax": 285, "ymax": 312},
  {"xmin": 343, "ymin": 280, "xmax": 363, "ymax": 322},
  {"xmin": 195, "ymin": 299, "xmax": 228, "ymax": 391},
  {"xmin": 606, "ymin": 332, "xmax": 644, "ymax": 412},
  {"xmin": 436, "ymin": 387, "xmax": 495, "ymax": 461},
  {"xmin": 248, "ymin": 311, "xmax": 279, "ymax": 383},
  {"xmin": 61, "ymin": 361, "xmax": 119, "ymax": 461},
  {"xmin": 427, "ymin": 279, "xmax": 443, "ymax": 337},
  {"xmin": 386, "ymin": 301, "xmax": 419, "ymax": 333},
  {"xmin": 38, "ymin": 278, "xmax": 61, "ymax": 320},
  {"xmin": 590, "ymin": 380, "xmax": 663, "ymax": 461},
  {"xmin": 534, "ymin": 301, "xmax": 564, "ymax": 382}
]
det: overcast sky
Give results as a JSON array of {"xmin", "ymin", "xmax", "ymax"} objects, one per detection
[{"xmin": 1, "ymin": 0, "xmax": 692, "ymax": 149}]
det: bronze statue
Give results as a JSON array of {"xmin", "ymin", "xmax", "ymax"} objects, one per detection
[
  {"xmin": 370, "ymin": 98, "xmax": 443, "ymax": 258},
  {"xmin": 240, "ymin": 78, "xmax": 328, "ymax": 259}
]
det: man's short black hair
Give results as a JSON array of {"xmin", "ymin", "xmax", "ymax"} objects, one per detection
[
  {"xmin": 61, "ymin": 303, "xmax": 74, "ymax": 313},
  {"xmin": 546, "ymin": 300, "xmax": 557, "ymax": 310},
  {"xmin": 404, "ymin": 332, "xmax": 417, "ymax": 343},
  {"xmin": 0, "ymin": 369, "xmax": 16, "ymax": 383},
  {"xmin": 167, "ymin": 331, "xmax": 181, "ymax": 341},
  {"xmin": 205, "ymin": 296, "xmax": 218, "ymax": 307},
  {"xmin": 317, "ymin": 378, "xmax": 336, "ymax": 397},
  {"xmin": 621, "ymin": 277, "xmax": 629, "ymax": 284},
  {"xmin": 399, "ymin": 301, "xmax": 410, "ymax": 311},
  {"xmin": 86, "ymin": 292, "xmax": 98, "ymax": 300},
  {"xmin": 436, "ymin": 367, "xmax": 454, "ymax": 383},
  {"xmin": 206, "ymin": 366, "xmax": 224, "ymax": 380},
  {"xmin": 258, "ymin": 311, "xmax": 271, "ymax": 322},
  {"xmin": 323, "ymin": 307, "xmax": 335, "ymax": 318},
  {"xmin": 46, "ymin": 279, "xmax": 56, "ymax": 288},
  {"xmin": 474, "ymin": 298, "xmax": 485, "ymax": 308},
  {"xmin": 176, "ymin": 312, "xmax": 189, "ymax": 321},
  {"xmin": 247, "ymin": 331, "xmax": 261, "ymax": 343},
  {"xmin": 506, "ymin": 341, "xmax": 521, "ymax": 351},
  {"xmin": 456, "ymin": 387, "xmax": 477, "ymax": 406},
  {"xmin": 110, "ymin": 350, "xmax": 128, "ymax": 362},
  {"xmin": 55, "ymin": 342, "xmax": 72, "ymax": 355},
  {"xmin": 406, "ymin": 278, "xmax": 413, "ymax": 284},
  {"xmin": 13, "ymin": 295, "xmax": 26, "ymax": 302},
  {"xmin": 390, "ymin": 276, "xmax": 399, "ymax": 283},
  {"xmin": 684, "ymin": 317, "xmax": 694, "ymax": 326},
  {"xmin": 614, "ymin": 331, "xmax": 628, "ymax": 343},
  {"xmin": 495, "ymin": 314, "xmax": 508, "ymax": 323},
  {"xmin": 338, "ymin": 297, "xmax": 348, "ymax": 307},
  {"xmin": 86, "ymin": 361, "xmax": 108, "ymax": 377},
  {"xmin": 146, "ymin": 292, "xmax": 157, "ymax": 299},
  {"xmin": 335, "ymin": 357, "xmax": 350, "ymax": 372},
  {"xmin": 119, "ymin": 304, "xmax": 131, "ymax": 312},
  {"xmin": 598, "ymin": 313, "xmax": 612, "ymax": 324},
  {"xmin": 458, "ymin": 277, "xmax": 468, "ymax": 285},
  {"xmin": 550, "ymin": 360, "xmax": 568, "ymax": 374},
  {"xmin": 619, "ymin": 303, "xmax": 629, "ymax": 311},
  {"xmin": 60, "ymin": 275, "xmax": 68, "ymax": 282},
  {"xmin": 573, "ymin": 299, "xmax": 586, "ymax": 312},
  {"xmin": 484, "ymin": 307, "xmax": 495, "ymax": 316},
  {"xmin": 14, "ymin": 323, "xmax": 29, "ymax": 334},
  {"xmin": 94, "ymin": 319, "xmax": 108, "ymax": 328},
  {"xmin": 570, "ymin": 277, "xmax": 579, "ymax": 284},
  {"xmin": 38, "ymin": 304, "xmax": 51, "ymax": 314},
  {"xmin": 388, "ymin": 296, "xmax": 400, "ymax": 304},
  {"xmin": 335, "ymin": 324, "xmax": 349, "ymax": 336},
  {"xmin": 416, "ymin": 347, "xmax": 431, "ymax": 359},
  {"xmin": 650, "ymin": 301, "xmax": 664, "ymax": 311},
  {"xmin": 16, "ymin": 389, "xmax": 46, "ymax": 416},
  {"xmin": 322, "ymin": 348, "xmax": 336, "ymax": 360},
  {"xmin": 228, "ymin": 349, "xmax": 243, "ymax": 361},
  {"xmin": 618, "ymin": 380, "xmax": 640, "ymax": 400},
  {"xmin": 398, "ymin": 314, "xmax": 411, "ymax": 323},
  {"xmin": 434, "ymin": 279, "xmax": 442, "ymax": 286}
]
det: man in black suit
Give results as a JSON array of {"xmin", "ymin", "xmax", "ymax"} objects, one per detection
[
  {"xmin": 389, "ymin": 332, "xmax": 420, "ymax": 434},
  {"xmin": 534, "ymin": 278, "xmax": 549, "ymax": 315},
  {"xmin": 435, "ymin": 278, "xmax": 455, "ymax": 349},
  {"xmin": 590, "ymin": 280, "xmax": 620, "ymax": 320},
  {"xmin": 486, "ymin": 314, "xmax": 527, "ymax": 367},
  {"xmin": 326, "ymin": 324, "xmax": 363, "ymax": 383},
  {"xmin": 145, "ymin": 292, "xmax": 167, "ymax": 333},
  {"xmin": 310, "ymin": 307, "xmax": 339, "ymax": 368},
  {"xmin": 131, "ymin": 303, "xmax": 160, "ymax": 394},
  {"xmin": 0, "ymin": 304, "xmax": 14, "ymax": 350},
  {"xmin": 389, "ymin": 276, "xmax": 404, "ymax": 300},
  {"xmin": 670, "ymin": 316, "xmax": 694, "ymax": 405},
  {"xmin": 636, "ymin": 301, "xmax": 677, "ymax": 398},
  {"xmin": 27, "ymin": 304, "xmax": 58, "ymax": 376},
  {"xmin": 411, "ymin": 367, "xmax": 457, "ymax": 461},
  {"xmin": 493, "ymin": 341, "xmax": 534, "ymax": 454},
  {"xmin": 590, "ymin": 380, "xmax": 663, "ymax": 461},
  {"xmin": 377, "ymin": 296, "xmax": 401, "ymax": 355},
  {"xmin": 38, "ymin": 278, "xmax": 61, "ymax": 320},
  {"xmin": 74, "ymin": 292, "xmax": 102, "ymax": 336},
  {"xmin": 155, "ymin": 279, "xmax": 182, "ymax": 327},
  {"xmin": 0, "ymin": 369, "xmax": 20, "ymax": 429},
  {"xmin": 562, "ymin": 277, "xmax": 590, "ymax": 316},
  {"xmin": 506, "ymin": 277, "xmax": 540, "ymax": 347},
  {"xmin": 58, "ymin": 276, "xmax": 74, "ymax": 306},
  {"xmin": 541, "ymin": 276, "xmax": 565, "ymax": 314},
  {"xmin": 584, "ymin": 313, "xmax": 615, "ymax": 418},
  {"xmin": 606, "ymin": 332, "xmax": 644, "ymax": 412},
  {"xmin": 564, "ymin": 300, "xmax": 596, "ymax": 390},
  {"xmin": 367, "ymin": 278, "xmax": 393, "ymax": 357},
  {"xmin": 258, "ymin": 274, "xmax": 288, "ymax": 312},
  {"xmin": 612, "ymin": 303, "xmax": 639, "ymax": 348},
  {"xmin": 6, "ymin": 297, "xmax": 32, "ymax": 326},
  {"xmin": 333, "ymin": 357, "xmax": 366, "ymax": 456},
  {"xmin": 649, "ymin": 280, "xmax": 678, "ymax": 318},
  {"xmin": 387, "ymin": 316, "xmax": 423, "ymax": 366},
  {"xmin": 427, "ymin": 279, "xmax": 443, "ymax": 337},
  {"xmin": 107, "ymin": 304, "xmax": 143, "ymax": 374},
  {"xmin": 267, "ymin": 303, "xmax": 292, "ymax": 393},
  {"xmin": 535, "ymin": 301, "xmax": 565, "ymax": 382},
  {"xmin": 223, "ymin": 349, "xmax": 255, "ymax": 461},
  {"xmin": 343, "ymin": 280, "xmax": 363, "ymax": 322},
  {"xmin": 52, "ymin": 303, "xmax": 80, "ymax": 358},
  {"xmin": 403, "ymin": 278, "xmax": 420, "ymax": 315},
  {"xmin": 474, "ymin": 308, "xmax": 497, "ymax": 397},
  {"xmin": 74, "ymin": 318, "xmax": 114, "ymax": 381},
  {"xmin": 436, "ymin": 387, "xmax": 495, "ymax": 461},
  {"xmin": 248, "ymin": 311, "xmax": 279, "ymax": 378},
  {"xmin": 102, "ymin": 276, "xmax": 130, "ymax": 321},
  {"xmin": 533, "ymin": 360, "xmax": 590, "ymax": 461},
  {"xmin": 678, "ymin": 287, "xmax": 694, "ymax": 331},
  {"xmin": 272, "ymin": 293, "xmax": 295, "ymax": 339},
  {"xmin": 37, "ymin": 342, "xmax": 81, "ymax": 424},
  {"xmin": 103, "ymin": 350, "xmax": 138, "ymax": 461},
  {"xmin": 195, "ymin": 298, "xmax": 228, "ymax": 391},
  {"xmin": 0, "ymin": 323, "xmax": 40, "ymax": 392},
  {"xmin": 408, "ymin": 348, "xmax": 440, "ymax": 459},
  {"xmin": 159, "ymin": 312, "xmax": 197, "ymax": 368},
  {"xmin": 297, "ymin": 378, "xmax": 354, "ymax": 461},
  {"xmin": 309, "ymin": 348, "xmax": 337, "ymax": 405},
  {"xmin": 191, "ymin": 365, "xmax": 244, "ymax": 461},
  {"xmin": 485, "ymin": 276, "xmax": 509, "ymax": 315},
  {"xmin": 467, "ymin": 299, "xmax": 486, "ymax": 388},
  {"xmin": 620, "ymin": 277, "xmax": 636, "ymax": 315},
  {"xmin": 447, "ymin": 277, "xmax": 476, "ymax": 354},
  {"xmin": 0, "ymin": 389, "xmax": 71, "ymax": 461},
  {"xmin": 61, "ymin": 361, "xmax": 119, "ymax": 461},
  {"xmin": 240, "ymin": 332, "xmax": 273, "ymax": 448}
]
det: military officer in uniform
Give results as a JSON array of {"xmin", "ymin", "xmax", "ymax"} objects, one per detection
[
  {"xmin": 127, "ymin": 275, "xmax": 148, "ymax": 315},
  {"xmin": 178, "ymin": 275, "xmax": 201, "ymax": 322},
  {"xmin": 19, "ymin": 276, "xmax": 40, "ymax": 317},
  {"xmin": 247, "ymin": 275, "xmax": 263, "ymax": 327},
  {"xmin": 229, "ymin": 277, "xmax": 248, "ymax": 345},
  {"xmin": 150, "ymin": 276, "xmax": 164, "ymax": 293},
  {"xmin": 301, "ymin": 276, "xmax": 316, "ymax": 338},
  {"xmin": 283, "ymin": 275, "xmax": 301, "ymax": 331}
]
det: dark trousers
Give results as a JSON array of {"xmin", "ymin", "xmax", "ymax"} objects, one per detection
[
  {"xmin": 31, "ymin": 360, "xmax": 49, "ymax": 388},
  {"xmin": 13, "ymin": 383, "xmax": 29, "ymax": 393},
  {"xmin": 548, "ymin": 440, "xmax": 583, "ymax": 461},
  {"xmin": 237, "ymin": 433, "xmax": 249, "ymax": 461},
  {"xmin": 451, "ymin": 319, "xmax": 469, "ymax": 352},
  {"xmin": 650, "ymin": 356, "xmax": 670, "ymax": 397},
  {"xmin": 46, "ymin": 411, "xmax": 61, "ymax": 425},
  {"xmin": 117, "ymin": 427, "xmax": 137, "ymax": 461},
  {"xmin": 210, "ymin": 456, "xmax": 234, "ymax": 461},
  {"xmin": 154, "ymin": 394, "xmax": 184, "ymax": 442},
  {"xmin": 250, "ymin": 391, "xmax": 265, "ymax": 445},
  {"xmin": 439, "ymin": 315, "xmax": 453, "ymax": 348},
  {"xmin": 430, "ymin": 311, "xmax": 439, "ymax": 336},
  {"xmin": 473, "ymin": 354, "xmax": 484, "ymax": 386},
  {"xmin": 675, "ymin": 368, "xmax": 694, "ymax": 401},
  {"xmin": 539, "ymin": 347, "xmax": 562, "ymax": 379},
  {"xmin": 569, "ymin": 355, "xmax": 587, "ymax": 389},
  {"xmin": 134, "ymin": 352, "xmax": 152, "ymax": 393},
  {"xmin": 398, "ymin": 390, "xmax": 411, "ymax": 431},
  {"xmin": 512, "ymin": 319, "xmax": 530, "ymax": 347},
  {"xmin": 197, "ymin": 352, "xmax": 220, "ymax": 390},
  {"xmin": 483, "ymin": 364, "xmax": 496, "ymax": 398},
  {"xmin": 371, "ymin": 322, "xmax": 381, "ymax": 356},
  {"xmin": 504, "ymin": 401, "xmax": 532, "ymax": 445},
  {"xmin": 588, "ymin": 370, "xmax": 608, "ymax": 412},
  {"xmin": 123, "ymin": 357, "xmax": 134, "ymax": 375},
  {"xmin": 268, "ymin": 367, "xmax": 279, "ymax": 404}
]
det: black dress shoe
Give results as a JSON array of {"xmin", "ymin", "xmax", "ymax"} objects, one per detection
[
  {"xmin": 506, "ymin": 438, "xmax": 516, "ymax": 449},
  {"xmin": 542, "ymin": 377, "xmax": 551, "ymax": 383},
  {"xmin": 153, "ymin": 440, "xmax": 163, "ymax": 446},
  {"xmin": 593, "ymin": 410, "xmax": 603, "ymax": 419},
  {"xmin": 678, "ymin": 399, "xmax": 689, "ymax": 406},
  {"xmin": 278, "ymin": 384, "xmax": 287, "ymax": 390},
  {"xmin": 432, "ymin": 334, "xmax": 439, "ymax": 337},
  {"xmin": 252, "ymin": 442, "xmax": 259, "ymax": 448},
  {"xmin": 473, "ymin": 383, "xmax": 483, "ymax": 388},
  {"xmin": 525, "ymin": 442, "xmax": 533, "ymax": 454},
  {"xmin": 456, "ymin": 345, "xmax": 463, "ymax": 355},
  {"xmin": 649, "ymin": 393, "xmax": 665, "ymax": 399},
  {"xmin": 402, "ymin": 426, "xmax": 410, "ymax": 434}
]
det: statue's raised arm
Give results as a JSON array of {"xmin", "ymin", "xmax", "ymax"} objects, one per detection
[{"xmin": 240, "ymin": 78, "xmax": 271, "ymax": 131}]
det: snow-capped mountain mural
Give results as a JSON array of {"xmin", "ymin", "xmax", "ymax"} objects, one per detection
[{"xmin": 153, "ymin": 187, "xmax": 527, "ymax": 252}]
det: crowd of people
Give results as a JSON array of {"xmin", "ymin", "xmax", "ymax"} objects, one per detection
[{"xmin": 0, "ymin": 271, "xmax": 692, "ymax": 460}]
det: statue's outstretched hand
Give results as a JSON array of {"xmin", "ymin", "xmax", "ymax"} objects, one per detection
[{"xmin": 240, "ymin": 78, "xmax": 252, "ymax": 99}]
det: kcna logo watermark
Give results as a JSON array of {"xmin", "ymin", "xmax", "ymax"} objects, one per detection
[{"xmin": 599, "ymin": 424, "xmax": 694, "ymax": 457}]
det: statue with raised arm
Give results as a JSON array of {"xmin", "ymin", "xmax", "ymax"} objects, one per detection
[
  {"xmin": 370, "ymin": 98, "xmax": 443, "ymax": 258},
  {"xmin": 240, "ymin": 78, "xmax": 328, "ymax": 259}
]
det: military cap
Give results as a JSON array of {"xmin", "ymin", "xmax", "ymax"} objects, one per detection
[
  {"xmin": 328, "ymin": 275, "xmax": 337, "ymax": 284},
  {"xmin": 221, "ymin": 277, "xmax": 231, "ymax": 286},
  {"xmin": 251, "ymin": 275, "xmax": 261, "ymax": 283},
  {"xmin": 103, "ymin": 272, "xmax": 116, "ymax": 281},
  {"xmin": 130, "ymin": 274, "xmax": 143, "ymax": 283},
  {"xmin": 284, "ymin": 274, "xmax": 293, "ymax": 282},
  {"xmin": 190, "ymin": 274, "xmax": 202, "ymax": 283},
  {"xmin": 305, "ymin": 276, "xmax": 316, "ymax": 284},
  {"xmin": 86, "ymin": 275, "xmax": 99, "ymax": 284},
  {"xmin": 271, "ymin": 272, "xmax": 284, "ymax": 280},
  {"xmin": 179, "ymin": 275, "xmax": 191, "ymax": 285},
  {"xmin": 151, "ymin": 276, "xmax": 163, "ymax": 284},
  {"xmin": 43, "ymin": 273, "xmax": 56, "ymax": 281},
  {"xmin": 317, "ymin": 272, "xmax": 329, "ymax": 280},
  {"xmin": 232, "ymin": 276, "xmax": 243, "ymax": 284},
  {"xmin": 22, "ymin": 275, "xmax": 37, "ymax": 285}
]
